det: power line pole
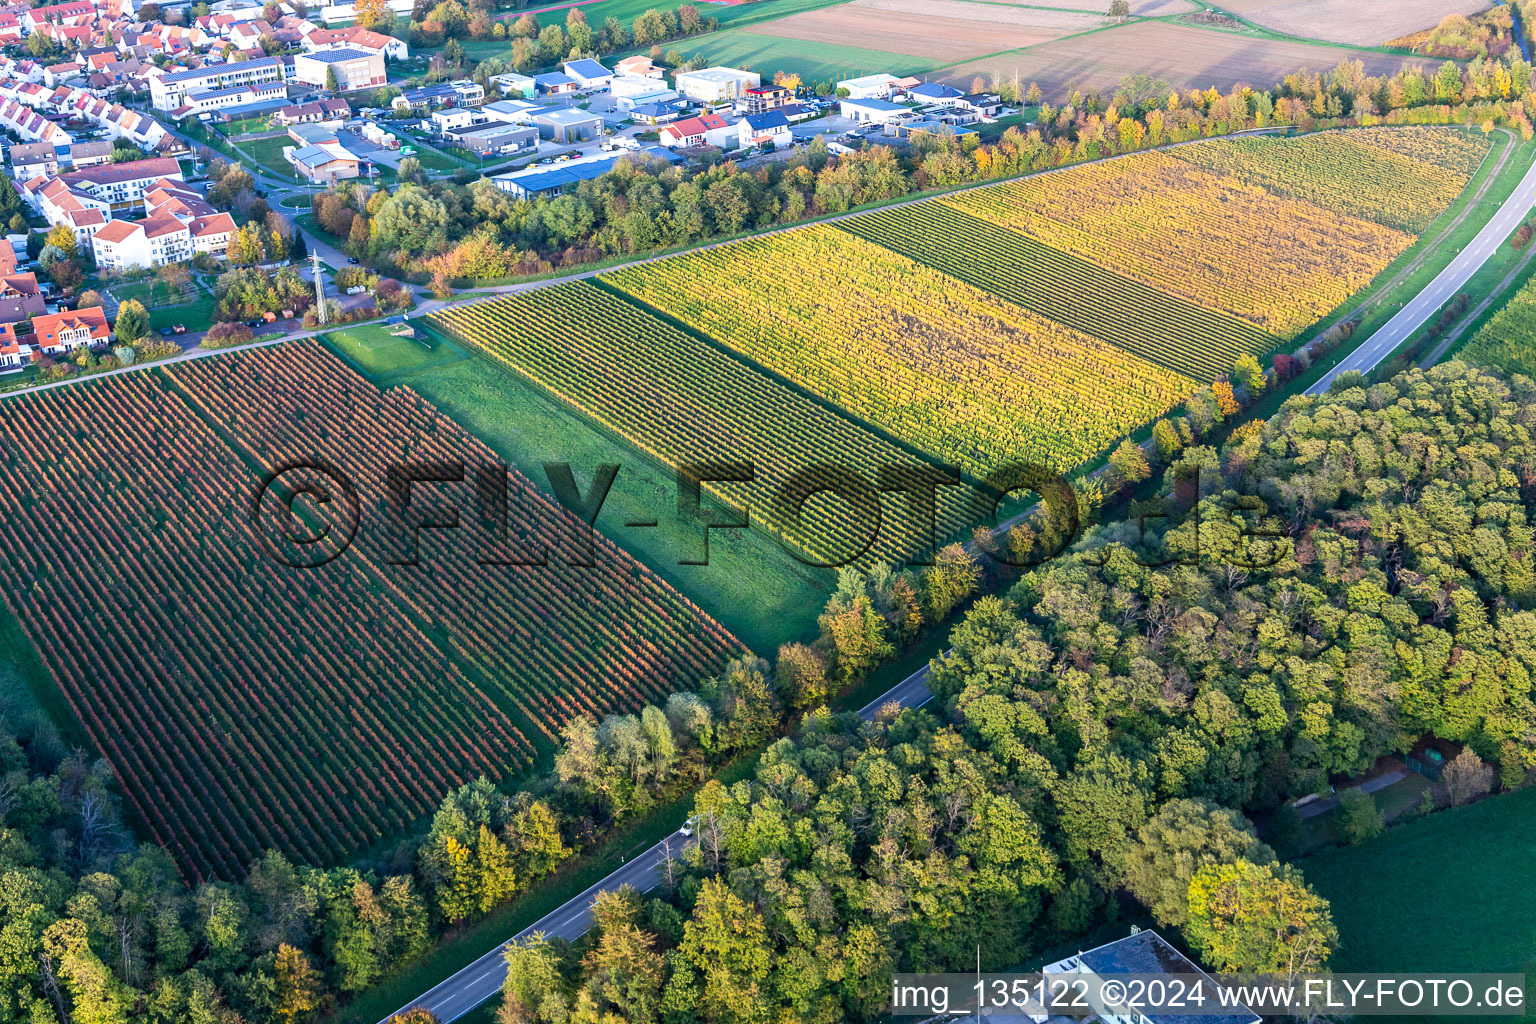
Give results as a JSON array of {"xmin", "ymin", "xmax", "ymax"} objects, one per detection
[{"xmin": 311, "ymin": 246, "xmax": 327, "ymax": 326}]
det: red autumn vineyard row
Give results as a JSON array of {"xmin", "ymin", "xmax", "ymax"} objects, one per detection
[
  {"xmin": 0, "ymin": 373, "xmax": 531, "ymax": 879},
  {"xmin": 165, "ymin": 340, "xmax": 745, "ymax": 742}
]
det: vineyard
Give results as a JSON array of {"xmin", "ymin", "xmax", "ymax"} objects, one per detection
[
  {"xmin": 0, "ymin": 373, "xmax": 531, "ymax": 879},
  {"xmin": 0, "ymin": 345, "xmax": 745, "ymax": 879},
  {"xmin": 427, "ymin": 283, "xmax": 970, "ymax": 566},
  {"xmin": 1170, "ymin": 127, "xmax": 1489, "ymax": 233},
  {"xmin": 1460, "ymin": 274, "xmax": 1536, "ymax": 376},
  {"xmin": 166, "ymin": 341, "xmax": 744, "ymax": 740},
  {"xmin": 943, "ymin": 149, "xmax": 1414, "ymax": 339},
  {"xmin": 837, "ymin": 202, "xmax": 1271, "ymax": 381},
  {"xmin": 604, "ymin": 227, "xmax": 1195, "ymax": 475}
]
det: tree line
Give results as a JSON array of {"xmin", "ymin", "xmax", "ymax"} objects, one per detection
[{"xmin": 312, "ymin": 54, "xmax": 1536, "ymax": 288}]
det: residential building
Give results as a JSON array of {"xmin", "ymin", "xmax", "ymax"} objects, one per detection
[
  {"xmin": 291, "ymin": 48, "xmax": 386, "ymax": 92},
  {"xmin": 226, "ymin": 18, "xmax": 274, "ymax": 51},
  {"xmin": 956, "ymin": 92, "xmax": 1003, "ymax": 117},
  {"xmin": 149, "ymin": 56, "xmax": 283, "ymax": 112},
  {"xmin": 737, "ymin": 110, "xmax": 791, "ymax": 149},
  {"xmin": 628, "ymin": 101, "xmax": 683, "ymax": 125},
  {"xmin": 657, "ymin": 111, "xmax": 730, "ymax": 149},
  {"xmin": 429, "ymin": 106, "xmax": 482, "ymax": 134},
  {"xmin": 273, "ymin": 98, "xmax": 350, "ymax": 124},
  {"xmin": 43, "ymin": 61, "xmax": 82, "ymax": 87},
  {"xmin": 840, "ymin": 97, "xmax": 909, "ymax": 124},
  {"xmin": 531, "ymin": 107, "xmax": 603, "ymax": 143},
  {"xmin": 0, "ymin": 14, "xmax": 22, "ymax": 44},
  {"xmin": 23, "ymin": 1, "xmax": 96, "ymax": 35},
  {"xmin": 613, "ymin": 55, "xmax": 664, "ymax": 79},
  {"xmin": 303, "ymin": 25, "xmax": 409, "ymax": 60},
  {"xmin": 0, "ymin": 239, "xmax": 17, "ymax": 275},
  {"xmin": 0, "ymin": 272, "xmax": 44, "ymax": 324},
  {"xmin": 0, "ymin": 99, "xmax": 71, "ymax": 146},
  {"xmin": 836, "ymin": 73, "xmax": 901, "ymax": 100},
  {"xmin": 55, "ymin": 157, "xmax": 183, "ymax": 213},
  {"xmin": 26, "ymin": 176, "xmax": 112, "ymax": 245},
  {"xmin": 561, "ymin": 58, "xmax": 612, "ymax": 91},
  {"xmin": 90, "ymin": 214, "xmax": 186, "ymax": 269},
  {"xmin": 905, "ymin": 81, "xmax": 963, "ymax": 103},
  {"xmin": 396, "ymin": 80, "xmax": 482, "ymax": 111},
  {"xmin": 1035, "ymin": 931, "xmax": 1259, "ymax": 1024},
  {"xmin": 741, "ymin": 84, "xmax": 791, "ymax": 114},
  {"xmin": 489, "ymin": 72, "xmax": 536, "ymax": 99},
  {"xmin": 533, "ymin": 71, "xmax": 578, "ymax": 95},
  {"xmin": 64, "ymin": 139, "xmax": 113, "ymax": 168},
  {"xmin": 674, "ymin": 66, "xmax": 759, "ymax": 103},
  {"xmin": 9, "ymin": 142, "xmax": 58, "ymax": 179},
  {"xmin": 31, "ymin": 306, "xmax": 109, "ymax": 356},
  {"xmin": 448, "ymin": 79, "xmax": 485, "ymax": 106},
  {"xmin": 0, "ymin": 322, "xmax": 25, "ymax": 373},
  {"xmin": 187, "ymin": 212, "xmax": 236, "ymax": 255}
]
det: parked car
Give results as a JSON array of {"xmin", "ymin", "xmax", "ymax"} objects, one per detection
[
  {"xmin": 347, "ymin": 256, "xmax": 360, "ymax": 264},
  {"xmin": 244, "ymin": 319, "xmax": 262, "ymax": 328},
  {"xmin": 158, "ymin": 327, "xmax": 173, "ymax": 337},
  {"xmin": 171, "ymin": 324, "xmax": 187, "ymax": 334}
]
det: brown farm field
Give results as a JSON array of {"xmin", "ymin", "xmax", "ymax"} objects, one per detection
[
  {"xmin": 968, "ymin": 0, "xmax": 1198, "ymax": 14},
  {"xmin": 741, "ymin": 0, "xmax": 1105, "ymax": 63},
  {"xmin": 944, "ymin": 21, "xmax": 1441, "ymax": 99},
  {"xmin": 1210, "ymin": 0, "xmax": 1489, "ymax": 47}
]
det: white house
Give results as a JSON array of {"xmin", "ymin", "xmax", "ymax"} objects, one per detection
[
  {"xmin": 613, "ymin": 55, "xmax": 664, "ymax": 80},
  {"xmin": 674, "ymin": 66, "xmax": 759, "ymax": 104},
  {"xmin": 303, "ymin": 25, "xmax": 409, "ymax": 60},
  {"xmin": 430, "ymin": 106, "xmax": 483, "ymax": 134},
  {"xmin": 837, "ymin": 73, "xmax": 902, "ymax": 100},
  {"xmin": 490, "ymin": 72, "xmax": 536, "ymax": 99},
  {"xmin": 905, "ymin": 81, "xmax": 963, "ymax": 103},
  {"xmin": 737, "ymin": 111, "xmax": 790, "ymax": 149},
  {"xmin": 91, "ymin": 215, "xmax": 190, "ymax": 270},
  {"xmin": 658, "ymin": 112, "xmax": 733, "ymax": 149},
  {"xmin": 840, "ymin": 97, "xmax": 909, "ymax": 124}
]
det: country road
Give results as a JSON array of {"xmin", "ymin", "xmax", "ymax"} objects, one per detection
[
  {"xmin": 1307, "ymin": 152, "xmax": 1536, "ymax": 394},
  {"xmin": 383, "ymin": 667, "xmax": 937, "ymax": 1024}
]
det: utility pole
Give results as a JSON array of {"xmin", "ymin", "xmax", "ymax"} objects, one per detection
[{"xmin": 311, "ymin": 246, "xmax": 327, "ymax": 326}]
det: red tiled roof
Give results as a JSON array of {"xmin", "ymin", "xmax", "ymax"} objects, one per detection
[{"xmin": 90, "ymin": 219, "xmax": 139, "ymax": 243}]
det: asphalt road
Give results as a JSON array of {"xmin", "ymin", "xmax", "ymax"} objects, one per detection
[
  {"xmin": 1307, "ymin": 153, "xmax": 1536, "ymax": 395},
  {"xmin": 381, "ymin": 665, "xmax": 937, "ymax": 1024}
]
